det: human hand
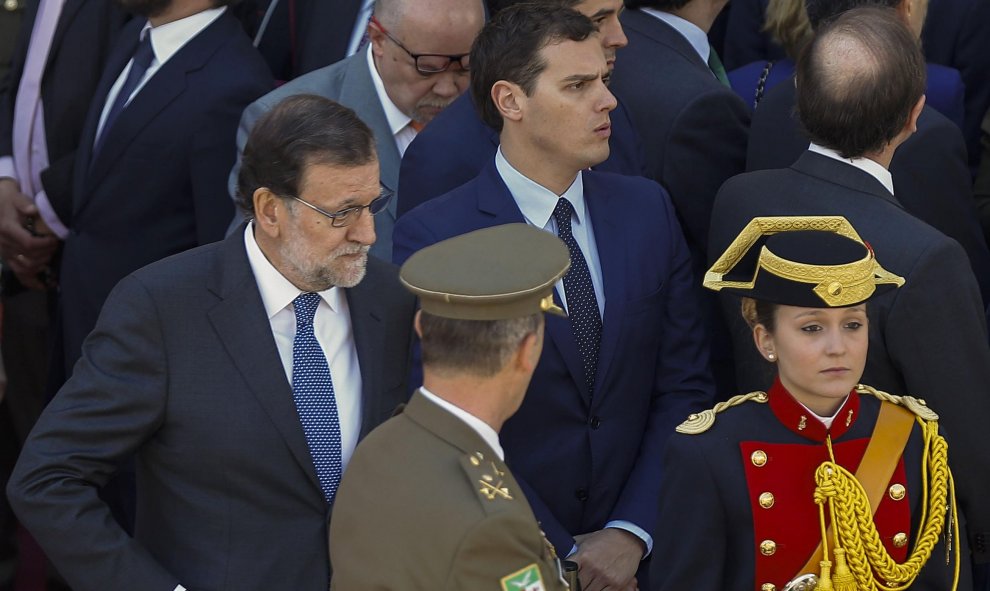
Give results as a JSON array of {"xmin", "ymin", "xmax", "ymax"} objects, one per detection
[
  {"xmin": 0, "ymin": 178, "xmax": 58, "ymax": 288},
  {"xmin": 572, "ymin": 528, "xmax": 643, "ymax": 591}
]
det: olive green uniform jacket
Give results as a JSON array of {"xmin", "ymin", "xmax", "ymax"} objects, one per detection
[{"xmin": 329, "ymin": 390, "xmax": 567, "ymax": 591}]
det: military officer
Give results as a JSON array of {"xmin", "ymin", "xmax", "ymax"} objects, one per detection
[
  {"xmin": 329, "ymin": 223, "xmax": 572, "ymax": 591},
  {"xmin": 651, "ymin": 216, "xmax": 971, "ymax": 591}
]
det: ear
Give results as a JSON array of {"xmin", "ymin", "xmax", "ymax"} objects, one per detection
[
  {"xmin": 253, "ymin": 187, "xmax": 283, "ymax": 239},
  {"xmin": 492, "ymin": 80, "xmax": 524, "ymax": 123},
  {"xmin": 906, "ymin": 94, "xmax": 926, "ymax": 134},
  {"xmin": 514, "ymin": 327, "xmax": 544, "ymax": 374},
  {"xmin": 413, "ymin": 309, "xmax": 424, "ymax": 339},
  {"xmin": 367, "ymin": 23, "xmax": 386, "ymax": 57},
  {"xmin": 753, "ymin": 324, "xmax": 777, "ymax": 363}
]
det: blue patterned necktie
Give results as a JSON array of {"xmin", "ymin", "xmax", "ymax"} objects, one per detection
[
  {"xmin": 93, "ymin": 33, "xmax": 155, "ymax": 160},
  {"xmin": 552, "ymin": 198, "xmax": 602, "ymax": 396},
  {"xmin": 291, "ymin": 292, "xmax": 343, "ymax": 504}
]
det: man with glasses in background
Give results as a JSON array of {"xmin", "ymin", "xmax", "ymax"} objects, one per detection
[
  {"xmin": 229, "ymin": 0, "xmax": 485, "ymax": 261},
  {"xmin": 8, "ymin": 95, "xmax": 416, "ymax": 591}
]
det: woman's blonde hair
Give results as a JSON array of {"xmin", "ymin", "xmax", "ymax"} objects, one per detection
[{"xmin": 763, "ymin": 0, "xmax": 814, "ymax": 60}]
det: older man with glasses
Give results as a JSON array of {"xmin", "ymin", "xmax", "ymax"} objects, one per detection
[
  {"xmin": 228, "ymin": 0, "xmax": 485, "ymax": 261},
  {"xmin": 7, "ymin": 94, "xmax": 417, "ymax": 590}
]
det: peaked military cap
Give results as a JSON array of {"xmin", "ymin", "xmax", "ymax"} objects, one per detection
[
  {"xmin": 704, "ymin": 216, "xmax": 904, "ymax": 307},
  {"xmin": 400, "ymin": 224, "xmax": 570, "ymax": 320}
]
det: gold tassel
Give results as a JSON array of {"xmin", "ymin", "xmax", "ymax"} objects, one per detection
[
  {"xmin": 831, "ymin": 548, "xmax": 858, "ymax": 591},
  {"xmin": 814, "ymin": 560, "xmax": 835, "ymax": 591}
]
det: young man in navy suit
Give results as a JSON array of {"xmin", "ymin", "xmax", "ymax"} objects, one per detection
[
  {"xmin": 395, "ymin": 0, "xmax": 645, "ymax": 219},
  {"xmin": 394, "ymin": 5, "xmax": 714, "ymax": 590}
]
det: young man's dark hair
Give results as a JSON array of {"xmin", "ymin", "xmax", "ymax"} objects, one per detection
[
  {"xmin": 469, "ymin": 3, "xmax": 597, "ymax": 131},
  {"xmin": 796, "ymin": 6, "xmax": 925, "ymax": 158},
  {"xmin": 236, "ymin": 94, "xmax": 376, "ymax": 217}
]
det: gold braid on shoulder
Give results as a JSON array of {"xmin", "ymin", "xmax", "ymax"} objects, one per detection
[
  {"xmin": 675, "ymin": 391, "xmax": 769, "ymax": 435},
  {"xmin": 810, "ymin": 385, "xmax": 960, "ymax": 591}
]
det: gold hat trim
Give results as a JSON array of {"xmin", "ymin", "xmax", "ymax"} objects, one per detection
[{"xmin": 704, "ymin": 216, "xmax": 904, "ymax": 306}]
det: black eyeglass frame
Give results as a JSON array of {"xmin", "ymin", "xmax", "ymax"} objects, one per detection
[
  {"xmin": 370, "ymin": 16, "xmax": 470, "ymax": 75},
  {"xmin": 289, "ymin": 190, "xmax": 393, "ymax": 228}
]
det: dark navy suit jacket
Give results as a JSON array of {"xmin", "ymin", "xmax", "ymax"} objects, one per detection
[
  {"xmin": 393, "ymin": 162, "xmax": 714, "ymax": 574},
  {"xmin": 54, "ymin": 13, "xmax": 273, "ymax": 381},
  {"xmin": 745, "ymin": 77, "xmax": 990, "ymax": 309},
  {"xmin": 395, "ymin": 92, "xmax": 645, "ymax": 219}
]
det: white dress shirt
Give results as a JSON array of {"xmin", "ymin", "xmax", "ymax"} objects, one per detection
[
  {"xmin": 808, "ymin": 143, "xmax": 896, "ymax": 195},
  {"xmin": 94, "ymin": 7, "xmax": 226, "ymax": 144},
  {"xmin": 418, "ymin": 387, "xmax": 504, "ymax": 460},
  {"xmin": 495, "ymin": 147, "xmax": 605, "ymax": 316},
  {"xmin": 366, "ymin": 44, "xmax": 419, "ymax": 156}
]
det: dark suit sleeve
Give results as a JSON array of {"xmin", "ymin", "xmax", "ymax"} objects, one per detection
[
  {"xmin": 7, "ymin": 274, "xmax": 182, "ymax": 591},
  {"xmin": 192, "ymin": 68, "xmax": 272, "ymax": 244},
  {"xmin": 663, "ymin": 89, "xmax": 749, "ymax": 257},
  {"xmin": 953, "ymin": 0, "xmax": 990, "ymax": 172},
  {"xmin": 649, "ymin": 434, "xmax": 727, "ymax": 590},
  {"xmin": 883, "ymin": 238, "xmax": 990, "ymax": 561},
  {"xmin": 609, "ymin": 189, "xmax": 714, "ymax": 535},
  {"xmin": 976, "ymin": 110, "xmax": 990, "ymax": 244}
]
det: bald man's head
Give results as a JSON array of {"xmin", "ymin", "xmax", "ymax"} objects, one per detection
[{"xmin": 796, "ymin": 6, "xmax": 925, "ymax": 158}]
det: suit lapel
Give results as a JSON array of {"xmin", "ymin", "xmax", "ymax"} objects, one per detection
[
  {"xmin": 475, "ymin": 163, "xmax": 591, "ymax": 404},
  {"xmin": 584, "ymin": 173, "xmax": 626, "ymax": 403},
  {"xmin": 73, "ymin": 18, "xmax": 139, "ymax": 212},
  {"xmin": 206, "ymin": 228, "xmax": 323, "ymax": 495},
  {"xmin": 345, "ymin": 267, "xmax": 387, "ymax": 438},
  {"xmin": 339, "ymin": 54, "xmax": 401, "ymax": 221}
]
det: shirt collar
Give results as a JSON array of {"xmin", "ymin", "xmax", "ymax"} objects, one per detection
[
  {"xmin": 767, "ymin": 377, "xmax": 860, "ymax": 442},
  {"xmin": 243, "ymin": 223, "xmax": 344, "ymax": 319},
  {"xmin": 142, "ymin": 7, "xmax": 226, "ymax": 67},
  {"xmin": 640, "ymin": 8, "xmax": 710, "ymax": 63},
  {"xmin": 494, "ymin": 146, "xmax": 585, "ymax": 228},
  {"xmin": 366, "ymin": 44, "xmax": 413, "ymax": 136},
  {"xmin": 808, "ymin": 143, "xmax": 895, "ymax": 196},
  {"xmin": 418, "ymin": 387, "xmax": 504, "ymax": 460}
]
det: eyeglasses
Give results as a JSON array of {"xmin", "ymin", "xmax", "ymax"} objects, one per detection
[
  {"xmin": 370, "ymin": 16, "xmax": 470, "ymax": 75},
  {"xmin": 289, "ymin": 190, "xmax": 393, "ymax": 228}
]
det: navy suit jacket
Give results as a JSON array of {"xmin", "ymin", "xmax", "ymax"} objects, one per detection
[
  {"xmin": 55, "ymin": 13, "xmax": 273, "ymax": 380},
  {"xmin": 746, "ymin": 77, "xmax": 990, "ymax": 309},
  {"xmin": 611, "ymin": 9, "xmax": 749, "ymax": 258},
  {"xmin": 395, "ymin": 92, "xmax": 646, "ymax": 218},
  {"xmin": 393, "ymin": 162, "xmax": 714, "ymax": 567},
  {"xmin": 9, "ymin": 229, "xmax": 416, "ymax": 590}
]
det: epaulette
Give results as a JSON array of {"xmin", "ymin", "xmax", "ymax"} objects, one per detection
[
  {"xmin": 855, "ymin": 384, "xmax": 939, "ymax": 422},
  {"xmin": 676, "ymin": 391, "xmax": 769, "ymax": 435},
  {"xmin": 461, "ymin": 450, "xmax": 515, "ymax": 504}
]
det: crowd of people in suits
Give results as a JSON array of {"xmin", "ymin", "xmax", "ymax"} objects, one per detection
[{"xmin": 1, "ymin": 0, "xmax": 990, "ymax": 589}]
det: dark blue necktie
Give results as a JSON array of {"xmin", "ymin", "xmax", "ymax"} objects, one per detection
[
  {"xmin": 291, "ymin": 292, "xmax": 343, "ymax": 504},
  {"xmin": 552, "ymin": 198, "xmax": 602, "ymax": 395},
  {"xmin": 93, "ymin": 33, "xmax": 155, "ymax": 159}
]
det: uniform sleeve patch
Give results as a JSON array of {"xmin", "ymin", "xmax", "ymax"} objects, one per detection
[{"xmin": 500, "ymin": 563, "xmax": 545, "ymax": 591}]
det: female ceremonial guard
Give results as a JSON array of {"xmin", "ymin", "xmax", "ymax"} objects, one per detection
[{"xmin": 652, "ymin": 216, "xmax": 970, "ymax": 591}]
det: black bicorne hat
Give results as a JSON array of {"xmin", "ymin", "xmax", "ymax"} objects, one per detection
[{"xmin": 704, "ymin": 216, "xmax": 904, "ymax": 307}]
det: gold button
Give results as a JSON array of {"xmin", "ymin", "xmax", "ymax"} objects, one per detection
[
  {"xmin": 888, "ymin": 483, "xmax": 906, "ymax": 501},
  {"xmin": 760, "ymin": 539, "xmax": 777, "ymax": 556},
  {"xmin": 3, "ymin": 0, "xmax": 17, "ymax": 10},
  {"xmin": 759, "ymin": 492, "xmax": 775, "ymax": 509},
  {"xmin": 828, "ymin": 282, "xmax": 843, "ymax": 296},
  {"xmin": 761, "ymin": 584, "xmax": 776, "ymax": 591},
  {"xmin": 893, "ymin": 532, "xmax": 908, "ymax": 548},
  {"xmin": 751, "ymin": 450, "xmax": 768, "ymax": 467}
]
